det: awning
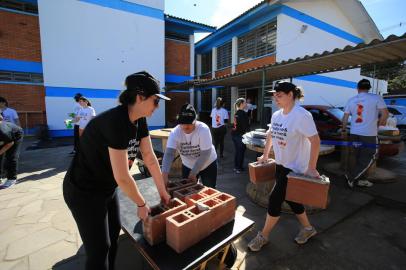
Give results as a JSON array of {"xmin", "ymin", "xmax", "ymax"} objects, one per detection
[{"xmin": 167, "ymin": 33, "xmax": 406, "ymax": 90}]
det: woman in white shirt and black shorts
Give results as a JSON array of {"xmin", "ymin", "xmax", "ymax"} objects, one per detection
[{"xmin": 248, "ymin": 81, "xmax": 321, "ymax": 252}]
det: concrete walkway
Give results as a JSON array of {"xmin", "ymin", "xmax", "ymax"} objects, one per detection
[{"xmin": 0, "ymin": 134, "xmax": 405, "ymax": 270}]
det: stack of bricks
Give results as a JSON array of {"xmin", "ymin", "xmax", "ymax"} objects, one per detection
[
  {"xmin": 142, "ymin": 179, "xmax": 237, "ymax": 253},
  {"xmin": 167, "ymin": 178, "xmax": 196, "ymax": 196}
]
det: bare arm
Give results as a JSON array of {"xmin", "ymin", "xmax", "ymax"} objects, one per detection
[
  {"xmin": 139, "ymin": 136, "xmax": 170, "ymax": 202},
  {"xmin": 342, "ymin": 113, "xmax": 350, "ymax": 131},
  {"xmin": 109, "ymin": 147, "xmax": 150, "ymax": 220},
  {"xmin": 258, "ymin": 131, "xmax": 273, "ymax": 163},
  {"xmin": 0, "ymin": 141, "xmax": 14, "ymax": 155},
  {"xmin": 305, "ymin": 134, "xmax": 321, "ymax": 177},
  {"xmin": 378, "ymin": 108, "xmax": 389, "ymax": 126}
]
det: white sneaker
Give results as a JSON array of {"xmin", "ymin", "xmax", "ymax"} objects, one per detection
[
  {"xmin": 248, "ymin": 232, "xmax": 269, "ymax": 252},
  {"xmin": 356, "ymin": 180, "xmax": 373, "ymax": 187},
  {"xmin": 0, "ymin": 179, "xmax": 17, "ymax": 189}
]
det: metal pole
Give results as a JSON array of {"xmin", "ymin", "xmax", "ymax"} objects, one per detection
[{"xmin": 260, "ymin": 68, "xmax": 266, "ymax": 128}]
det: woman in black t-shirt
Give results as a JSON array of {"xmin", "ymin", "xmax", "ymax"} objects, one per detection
[
  {"xmin": 231, "ymin": 98, "xmax": 249, "ymax": 174},
  {"xmin": 63, "ymin": 71, "xmax": 170, "ymax": 270}
]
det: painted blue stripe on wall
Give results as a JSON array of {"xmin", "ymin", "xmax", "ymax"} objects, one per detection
[
  {"xmin": 49, "ymin": 125, "xmax": 165, "ymax": 137},
  {"xmin": 79, "ymin": 0, "xmax": 163, "ymax": 20},
  {"xmin": 46, "ymin": 87, "xmax": 120, "ymax": 98},
  {"xmin": 0, "ymin": 58, "xmax": 42, "ymax": 73},
  {"xmin": 296, "ymin": 74, "xmax": 357, "ymax": 89},
  {"xmin": 165, "ymin": 74, "xmax": 193, "ymax": 83},
  {"xmin": 280, "ymin": 5, "xmax": 363, "ymax": 44}
]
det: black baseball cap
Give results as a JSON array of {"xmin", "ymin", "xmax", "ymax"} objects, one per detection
[
  {"xmin": 177, "ymin": 104, "xmax": 197, "ymax": 124},
  {"xmin": 269, "ymin": 81, "xmax": 296, "ymax": 93},
  {"xmin": 357, "ymin": 79, "xmax": 371, "ymax": 90},
  {"xmin": 125, "ymin": 71, "xmax": 170, "ymax": 100}
]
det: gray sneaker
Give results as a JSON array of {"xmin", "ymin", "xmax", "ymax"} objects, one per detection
[
  {"xmin": 294, "ymin": 226, "xmax": 317, "ymax": 244},
  {"xmin": 248, "ymin": 232, "xmax": 269, "ymax": 252},
  {"xmin": 0, "ymin": 179, "xmax": 17, "ymax": 190}
]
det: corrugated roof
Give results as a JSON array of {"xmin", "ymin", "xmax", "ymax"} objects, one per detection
[
  {"xmin": 167, "ymin": 33, "xmax": 406, "ymax": 90},
  {"xmin": 164, "ymin": 14, "xmax": 216, "ymax": 31}
]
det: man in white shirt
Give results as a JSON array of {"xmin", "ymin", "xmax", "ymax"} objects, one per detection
[
  {"xmin": 342, "ymin": 79, "xmax": 388, "ymax": 188},
  {"xmin": 0, "ymin": 97, "xmax": 20, "ymax": 127}
]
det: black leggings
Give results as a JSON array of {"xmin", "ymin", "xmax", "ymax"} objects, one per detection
[
  {"xmin": 63, "ymin": 178, "xmax": 120, "ymax": 270},
  {"xmin": 268, "ymin": 165, "xmax": 305, "ymax": 217},
  {"xmin": 212, "ymin": 125, "xmax": 227, "ymax": 156}
]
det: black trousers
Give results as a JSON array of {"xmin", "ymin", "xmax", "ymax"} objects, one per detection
[
  {"xmin": 74, "ymin": 124, "xmax": 80, "ymax": 152},
  {"xmin": 231, "ymin": 134, "xmax": 246, "ymax": 170},
  {"xmin": 212, "ymin": 125, "xmax": 227, "ymax": 156},
  {"xmin": 182, "ymin": 159, "xmax": 217, "ymax": 188},
  {"xmin": 268, "ymin": 164, "xmax": 305, "ymax": 217},
  {"xmin": 347, "ymin": 134, "xmax": 378, "ymax": 183},
  {"xmin": 0, "ymin": 138, "xmax": 23, "ymax": 180},
  {"xmin": 63, "ymin": 177, "xmax": 120, "ymax": 270}
]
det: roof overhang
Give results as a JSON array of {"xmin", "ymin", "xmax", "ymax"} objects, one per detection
[
  {"xmin": 165, "ymin": 14, "xmax": 216, "ymax": 35},
  {"xmin": 167, "ymin": 33, "xmax": 406, "ymax": 90}
]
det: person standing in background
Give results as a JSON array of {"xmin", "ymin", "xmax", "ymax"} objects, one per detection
[
  {"xmin": 342, "ymin": 79, "xmax": 389, "ymax": 188},
  {"xmin": 76, "ymin": 97, "xmax": 96, "ymax": 137},
  {"xmin": 0, "ymin": 97, "xmax": 20, "ymax": 127},
  {"xmin": 71, "ymin": 93, "xmax": 82, "ymax": 155},
  {"xmin": 210, "ymin": 97, "xmax": 229, "ymax": 158},
  {"xmin": 231, "ymin": 98, "xmax": 249, "ymax": 174}
]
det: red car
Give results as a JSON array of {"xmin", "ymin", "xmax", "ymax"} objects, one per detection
[{"xmin": 302, "ymin": 105, "xmax": 402, "ymax": 157}]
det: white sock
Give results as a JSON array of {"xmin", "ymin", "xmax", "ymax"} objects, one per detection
[{"xmin": 304, "ymin": 226, "xmax": 313, "ymax": 231}]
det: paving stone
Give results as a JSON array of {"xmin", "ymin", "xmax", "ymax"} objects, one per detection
[
  {"xmin": 15, "ymin": 211, "xmax": 47, "ymax": 225},
  {"xmin": 39, "ymin": 189, "xmax": 63, "ymax": 199},
  {"xmin": 5, "ymin": 228, "xmax": 68, "ymax": 260},
  {"xmin": 38, "ymin": 210, "xmax": 58, "ymax": 223},
  {"xmin": 7, "ymin": 194, "xmax": 39, "ymax": 208},
  {"xmin": 52, "ymin": 211, "xmax": 77, "ymax": 234},
  {"xmin": 0, "ymin": 260, "xmax": 21, "ymax": 270},
  {"xmin": 0, "ymin": 193, "xmax": 27, "ymax": 202},
  {"xmin": 43, "ymin": 199, "xmax": 68, "ymax": 212},
  {"xmin": 29, "ymin": 240, "xmax": 77, "ymax": 270},
  {"xmin": 0, "ymin": 207, "xmax": 19, "ymax": 222},
  {"xmin": 0, "ymin": 223, "xmax": 49, "ymax": 252},
  {"xmin": 0, "ymin": 219, "xmax": 14, "ymax": 234},
  {"xmin": 16, "ymin": 200, "xmax": 43, "ymax": 217}
]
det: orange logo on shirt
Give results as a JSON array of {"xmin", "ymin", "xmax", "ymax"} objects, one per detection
[
  {"xmin": 216, "ymin": 114, "xmax": 221, "ymax": 126},
  {"xmin": 278, "ymin": 141, "xmax": 287, "ymax": 147},
  {"xmin": 356, "ymin": 103, "xmax": 363, "ymax": 123}
]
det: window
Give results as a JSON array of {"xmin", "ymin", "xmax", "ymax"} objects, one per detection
[
  {"xmin": 201, "ymin": 51, "xmax": 212, "ymax": 75},
  {"xmin": 0, "ymin": 71, "xmax": 43, "ymax": 83},
  {"xmin": 238, "ymin": 21, "xmax": 277, "ymax": 63},
  {"xmin": 0, "ymin": 0, "xmax": 38, "ymax": 14},
  {"xmin": 165, "ymin": 32, "xmax": 189, "ymax": 42},
  {"xmin": 217, "ymin": 41, "xmax": 232, "ymax": 69}
]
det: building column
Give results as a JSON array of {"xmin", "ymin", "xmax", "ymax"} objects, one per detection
[
  {"xmin": 211, "ymin": 47, "xmax": 217, "ymax": 106},
  {"xmin": 196, "ymin": 54, "xmax": 202, "ymax": 77},
  {"xmin": 230, "ymin": 86, "xmax": 238, "ymax": 123},
  {"xmin": 189, "ymin": 34, "xmax": 195, "ymax": 105},
  {"xmin": 231, "ymin": 36, "xmax": 238, "ymax": 74}
]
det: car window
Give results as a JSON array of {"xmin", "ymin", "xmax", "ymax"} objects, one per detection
[{"xmin": 388, "ymin": 107, "xmax": 401, "ymax": 115}]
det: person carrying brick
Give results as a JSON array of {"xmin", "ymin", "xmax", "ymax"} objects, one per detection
[
  {"xmin": 0, "ymin": 114, "xmax": 23, "ymax": 189},
  {"xmin": 162, "ymin": 104, "xmax": 218, "ymax": 188},
  {"xmin": 248, "ymin": 81, "xmax": 320, "ymax": 252},
  {"xmin": 342, "ymin": 79, "xmax": 388, "ymax": 188},
  {"xmin": 63, "ymin": 71, "xmax": 171, "ymax": 270}
]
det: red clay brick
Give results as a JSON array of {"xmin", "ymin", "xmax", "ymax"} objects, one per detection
[
  {"xmin": 165, "ymin": 39, "xmax": 190, "ymax": 76},
  {"xmin": 173, "ymin": 184, "xmax": 205, "ymax": 202},
  {"xmin": 167, "ymin": 178, "xmax": 196, "ymax": 197},
  {"xmin": 142, "ymin": 198, "xmax": 187, "ymax": 246},
  {"xmin": 184, "ymin": 187, "xmax": 220, "ymax": 207},
  {"xmin": 285, "ymin": 173, "xmax": 330, "ymax": 209},
  {"xmin": 166, "ymin": 204, "xmax": 211, "ymax": 253},
  {"xmin": 199, "ymin": 192, "xmax": 236, "ymax": 232},
  {"xmin": 248, "ymin": 159, "xmax": 276, "ymax": 184}
]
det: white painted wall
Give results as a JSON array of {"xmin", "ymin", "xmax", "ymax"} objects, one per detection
[
  {"xmin": 276, "ymin": 0, "xmax": 387, "ymax": 107},
  {"xmin": 38, "ymin": 0, "xmax": 165, "ymax": 131}
]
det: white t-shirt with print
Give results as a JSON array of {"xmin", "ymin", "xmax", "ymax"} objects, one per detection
[
  {"xmin": 167, "ymin": 121, "xmax": 217, "ymax": 170},
  {"xmin": 78, "ymin": 107, "xmax": 96, "ymax": 129},
  {"xmin": 344, "ymin": 92, "xmax": 387, "ymax": 136},
  {"xmin": 210, "ymin": 108, "xmax": 229, "ymax": 128},
  {"xmin": 269, "ymin": 105, "xmax": 318, "ymax": 173},
  {"xmin": 1, "ymin": 108, "xmax": 19, "ymax": 125}
]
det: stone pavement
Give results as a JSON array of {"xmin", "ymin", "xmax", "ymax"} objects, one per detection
[{"xmin": 0, "ymin": 134, "xmax": 405, "ymax": 270}]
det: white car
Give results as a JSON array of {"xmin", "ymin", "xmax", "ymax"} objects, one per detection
[{"xmin": 387, "ymin": 105, "xmax": 406, "ymax": 139}]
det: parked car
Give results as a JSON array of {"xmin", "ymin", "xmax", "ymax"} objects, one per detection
[
  {"xmin": 387, "ymin": 105, "xmax": 406, "ymax": 139},
  {"xmin": 302, "ymin": 105, "xmax": 403, "ymax": 157}
]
